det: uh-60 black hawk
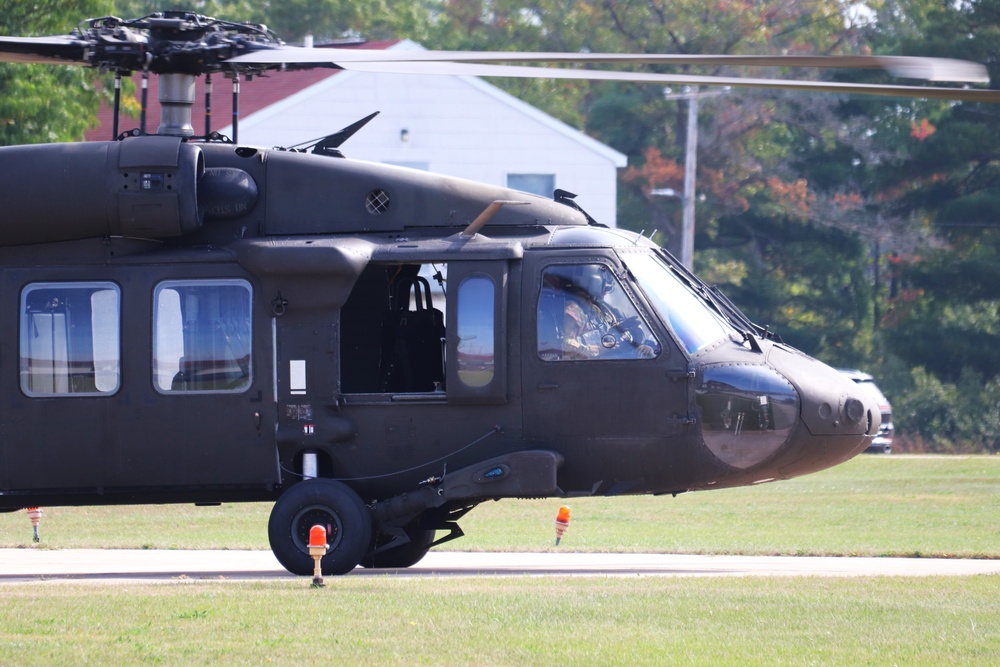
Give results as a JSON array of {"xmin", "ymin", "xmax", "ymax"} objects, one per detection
[{"xmin": 1, "ymin": 12, "xmax": 998, "ymax": 576}]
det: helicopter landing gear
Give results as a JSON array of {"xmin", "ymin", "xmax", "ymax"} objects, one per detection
[
  {"xmin": 361, "ymin": 527, "xmax": 437, "ymax": 569},
  {"xmin": 268, "ymin": 478, "xmax": 373, "ymax": 576}
]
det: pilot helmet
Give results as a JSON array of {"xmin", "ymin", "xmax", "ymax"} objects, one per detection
[{"xmin": 573, "ymin": 264, "xmax": 615, "ymax": 296}]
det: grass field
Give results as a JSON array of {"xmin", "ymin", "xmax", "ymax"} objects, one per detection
[
  {"xmin": 2, "ymin": 454, "xmax": 997, "ymax": 557},
  {"xmin": 1, "ymin": 455, "xmax": 998, "ymax": 666},
  {"xmin": 1, "ymin": 576, "xmax": 998, "ymax": 665}
]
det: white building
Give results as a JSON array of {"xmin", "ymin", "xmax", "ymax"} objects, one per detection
[{"xmin": 224, "ymin": 40, "xmax": 627, "ymax": 226}]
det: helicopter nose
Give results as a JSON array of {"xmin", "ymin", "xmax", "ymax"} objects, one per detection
[
  {"xmin": 764, "ymin": 345, "xmax": 879, "ymax": 477},
  {"xmin": 694, "ymin": 346, "xmax": 878, "ymax": 482}
]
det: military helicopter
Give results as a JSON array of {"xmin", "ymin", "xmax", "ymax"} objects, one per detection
[{"xmin": 1, "ymin": 11, "xmax": 997, "ymax": 576}]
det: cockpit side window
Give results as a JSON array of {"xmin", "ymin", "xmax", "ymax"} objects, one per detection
[{"xmin": 537, "ymin": 263, "xmax": 660, "ymax": 362}]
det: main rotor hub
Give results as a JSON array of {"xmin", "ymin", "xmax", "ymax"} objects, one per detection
[
  {"xmin": 75, "ymin": 12, "xmax": 287, "ymax": 137},
  {"xmin": 81, "ymin": 11, "xmax": 280, "ymax": 76}
]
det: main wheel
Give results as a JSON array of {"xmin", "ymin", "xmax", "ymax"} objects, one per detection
[
  {"xmin": 361, "ymin": 528, "xmax": 436, "ymax": 569},
  {"xmin": 268, "ymin": 479, "xmax": 373, "ymax": 576}
]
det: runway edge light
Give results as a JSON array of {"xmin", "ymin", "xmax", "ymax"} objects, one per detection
[
  {"xmin": 308, "ymin": 524, "xmax": 328, "ymax": 588},
  {"xmin": 555, "ymin": 505, "xmax": 571, "ymax": 546},
  {"xmin": 26, "ymin": 507, "xmax": 42, "ymax": 543}
]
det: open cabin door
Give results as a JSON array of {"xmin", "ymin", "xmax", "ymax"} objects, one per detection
[{"xmin": 297, "ymin": 258, "xmax": 520, "ymax": 499}]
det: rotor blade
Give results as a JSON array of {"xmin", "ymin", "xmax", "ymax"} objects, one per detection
[
  {"xmin": 228, "ymin": 46, "xmax": 989, "ymax": 83},
  {"xmin": 0, "ymin": 35, "xmax": 90, "ymax": 65},
  {"xmin": 305, "ymin": 59, "xmax": 1000, "ymax": 103}
]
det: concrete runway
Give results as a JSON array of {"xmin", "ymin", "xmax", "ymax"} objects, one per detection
[{"xmin": 2, "ymin": 549, "xmax": 999, "ymax": 583}]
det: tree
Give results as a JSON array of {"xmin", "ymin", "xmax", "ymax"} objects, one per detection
[
  {"xmin": 814, "ymin": 0, "xmax": 1000, "ymax": 450},
  {"xmin": 416, "ymin": 1, "xmax": 889, "ymax": 365},
  {"xmin": 111, "ymin": 1, "xmax": 433, "ymax": 43},
  {"xmin": 0, "ymin": 0, "xmax": 114, "ymax": 145},
  {"xmin": 271, "ymin": 0, "xmax": 431, "ymax": 41}
]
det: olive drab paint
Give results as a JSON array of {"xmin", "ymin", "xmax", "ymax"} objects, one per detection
[{"xmin": 6, "ymin": 10, "xmax": 982, "ymax": 575}]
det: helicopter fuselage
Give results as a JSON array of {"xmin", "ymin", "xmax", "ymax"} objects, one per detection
[{"xmin": 0, "ymin": 135, "xmax": 878, "ymax": 573}]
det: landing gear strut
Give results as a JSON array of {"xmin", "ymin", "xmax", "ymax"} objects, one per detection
[{"xmin": 361, "ymin": 527, "xmax": 437, "ymax": 569}]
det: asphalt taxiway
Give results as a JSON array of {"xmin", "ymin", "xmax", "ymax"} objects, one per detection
[{"xmin": 1, "ymin": 549, "xmax": 999, "ymax": 583}]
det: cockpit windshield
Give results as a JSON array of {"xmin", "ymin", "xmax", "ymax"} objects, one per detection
[{"xmin": 622, "ymin": 252, "xmax": 738, "ymax": 354}]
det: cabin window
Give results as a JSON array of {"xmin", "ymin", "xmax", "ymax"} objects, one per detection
[
  {"xmin": 19, "ymin": 282, "xmax": 121, "ymax": 396},
  {"xmin": 153, "ymin": 279, "xmax": 252, "ymax": 393},
  {"xmin": 456, "ymin": 275, "xmax": 495, "ymax": 388},
  {"xmin": 537, "ymin": 264, "xmax": 660, "ymax": 361}
]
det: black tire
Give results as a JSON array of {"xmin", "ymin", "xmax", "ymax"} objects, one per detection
[
  {"xmin": 361, "ymin": 528, "xmax": 436, "ymax": 569},
  {"xmin": 268, "ymin": 479, "xmax": 373, "ymax": 576}
]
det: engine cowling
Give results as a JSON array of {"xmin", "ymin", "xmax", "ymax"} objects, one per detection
[{"xmin": 0, "ymin": 135, "xmax": 204, "ymax": 245}]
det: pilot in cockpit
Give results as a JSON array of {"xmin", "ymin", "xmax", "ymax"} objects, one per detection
[{"xmin": 538, "ymin": 263, "xmax": 658, "ymax": 361}]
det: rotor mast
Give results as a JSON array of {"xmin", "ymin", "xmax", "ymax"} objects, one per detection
[{"xmin": 158, "ymin": 73, "xmax": 197, "ymax": 137}]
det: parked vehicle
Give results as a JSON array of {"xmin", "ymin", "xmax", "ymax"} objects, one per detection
[{"xmin": 838, "ymin": 369, "xmax": 894, "ymax": 453}]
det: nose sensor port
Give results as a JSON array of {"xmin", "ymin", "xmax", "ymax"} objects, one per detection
[{"xmin": 844, "ymin": 397, "xmax": 865, "ymax": 424}]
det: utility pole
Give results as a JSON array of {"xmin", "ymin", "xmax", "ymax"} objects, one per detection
[
  {"xmin": 662, "ymin": 86, "xmax": 728, "ymax": 270},
  {"xmin": 681, "ymin": 91, "xmax": 699, "ymax": 270}
]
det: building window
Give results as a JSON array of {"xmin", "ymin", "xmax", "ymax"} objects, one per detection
[
  {"xmin": 507, "ymin": 173, "xmax": 555, "ymax": 197},
  {"xmin": 153, "ymin": 279, "xmax": 252, "ymax": 393},
  {"xmin": 20, "ymin": 282, "xmax": 121, "ymax": 396}
]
